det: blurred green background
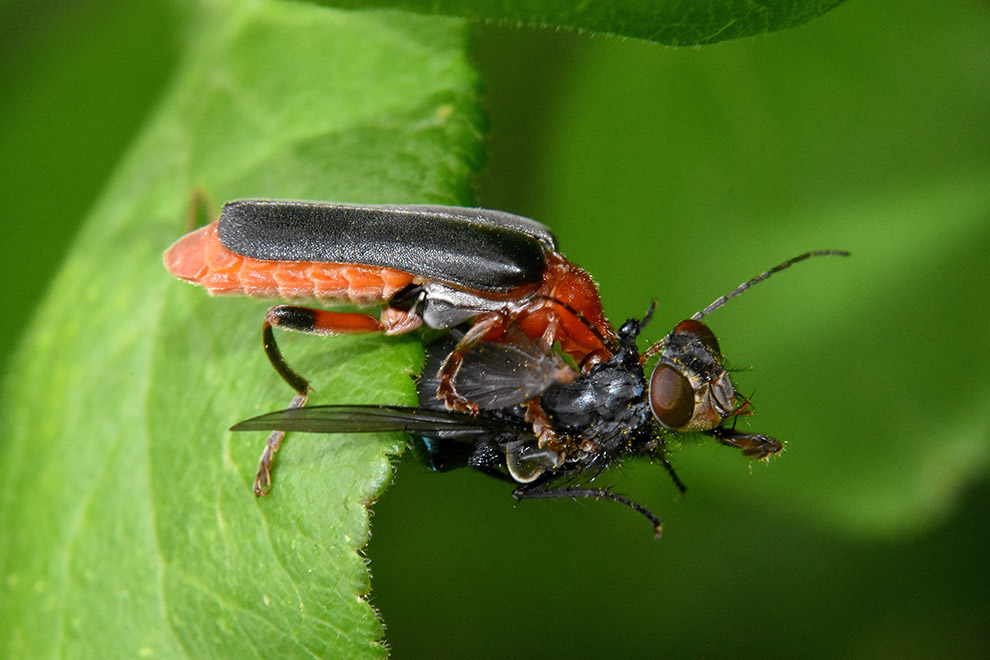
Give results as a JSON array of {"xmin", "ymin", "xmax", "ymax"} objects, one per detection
[{"xmin": 2, "ymin": 0, "xmax": 988, "ymax": 658}]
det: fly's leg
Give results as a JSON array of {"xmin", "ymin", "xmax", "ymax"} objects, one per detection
[
  {"xmin": 512, "ymin": 482, "xmax": 664, "ymax": 539},
  {"xmin": 706, "ymin": 426, "xmax": 782, "ymax": 459},
  {"xmin": 641, "ymin": 430, "xmax": 688, "ymax": 494},
  {"xmin": 659, "ymin": 453, "xmax": 688, "ymax": 494}
]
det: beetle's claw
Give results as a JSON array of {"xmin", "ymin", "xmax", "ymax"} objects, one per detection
[
  {"xmin": 253, "ymin": 472, "xmax": 272, "ymax": 497},
  {"xmin": 253, "ymin": 429, "xmax": 285, "ymax": 496},
  {"xmin": 437, "ymin": 380, "xmax": 479, "ymax": 415},
  {"xmin": 254, "ymin": 448, "xmax": 274, "ymax": 495},
  {"xmin": 447, "ymin": 395, "xmax": 480, "ymax": 416}
]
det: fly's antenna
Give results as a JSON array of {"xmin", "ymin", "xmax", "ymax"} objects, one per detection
[
  {"xmin": 640, "ymin": 250, "xmax": 848, "ymax": 363},
  {"xmin": 690, "ymin": 250, "xmax": 849, "ymax": 322}
]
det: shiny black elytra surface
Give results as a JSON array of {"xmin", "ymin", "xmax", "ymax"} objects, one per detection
[{"xmin": 218, "ymin": 199, "xmax": 554, "ymax": 292}]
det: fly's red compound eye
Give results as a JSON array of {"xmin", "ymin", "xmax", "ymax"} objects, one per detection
[
  {"xmin": 673, "ymin": 319, "xmax": 720, "ymax": 356},
  {"xmin": 649, "ymin": 363, "xmax": 695, "ymax": 430}
]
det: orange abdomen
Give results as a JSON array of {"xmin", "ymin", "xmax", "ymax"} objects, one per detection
[{"xmin": 163, "ymin": 221, "xmax": 415, "ymax": 304}]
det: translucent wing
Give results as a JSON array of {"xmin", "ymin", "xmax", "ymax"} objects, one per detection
[
  {"xmin": 420, "ymin": 327, "xmax": 577, "ymax": 410},
  {"xmin": 230, "ymin": 404, "xmax": 520, "ymax": 435}
]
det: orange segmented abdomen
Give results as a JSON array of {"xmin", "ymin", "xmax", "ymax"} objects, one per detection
[{"xmin": 164, "ymin": 221, "xmax": 416, "ymax": 303}]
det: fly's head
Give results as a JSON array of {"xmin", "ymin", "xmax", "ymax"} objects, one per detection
[
  {"xmin": 635, "ymin": 250, "xmax": 849, "ymax": 454},
  {"xmin": 646, "ymin": 319, "xmax": 750, "ymax": 434}
]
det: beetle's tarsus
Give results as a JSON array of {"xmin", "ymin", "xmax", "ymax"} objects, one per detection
[
  {"xmin": 252, "ymin": 393, "xmax": 306, "ymax": 495},
  {"xmin": 524, "ymin": 397, "xmax": 558, "ymax": 449},
  {"xmin": 437, "ymin": 379, "xmax": 479, "ymax": 415}
]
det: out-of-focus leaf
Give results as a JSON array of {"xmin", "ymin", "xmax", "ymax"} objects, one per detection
[{"xmin": 311, "ymin": 0, "xmax": 847, "ymax": 45}]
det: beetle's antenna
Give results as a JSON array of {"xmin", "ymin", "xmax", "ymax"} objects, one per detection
[
  {"xmin": 690, "ymin": 250, "xmax": 849, "ymax": 322},
  {"xmin": 531, "ymin": 294, "xmax": 613, "ymax": 349}
]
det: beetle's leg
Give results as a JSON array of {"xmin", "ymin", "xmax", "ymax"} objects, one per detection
[
  {"xmin": 253, "ymin": 393, "xmax": 306, "ymax": 496},
  {"xmin": 705, "ymin": 426, "xmax": 782, "ymax": 459},
  {"xmin": 523, "ymin": 397, "xmax": 558, "ymax": 450},
  {"xmin": 263, "ymin": 305, "xmax": 384, "ymax": 394},
  {"xmin": 435, "ymin": 313, "xmax": 507, "ymax": 414},
  {"xmin": 255, "ymin": 305, "xmax": 384, "ymax": 495},
  {"xmin": 513, "ymin": 482, "xmax": 664, "ymax": 539}
]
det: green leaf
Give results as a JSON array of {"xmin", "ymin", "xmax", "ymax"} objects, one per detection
[
  {"xmin": 309, "ymin": 0, "xmax": 848, "ymax": 45},
  {"xmin": 0, "ymin": 1, "xmax": 480, "ymax": 657},
  {"xmin": 4, "ymin": 0, "xmax": 989, "ymax": 658}
]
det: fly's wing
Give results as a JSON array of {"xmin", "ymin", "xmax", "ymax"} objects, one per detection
[
  {"xmin": 231, "ymin": 404, "xmax": 532, "ymax": 474},
  {"xmin": 419, "ymin": 327, "xmax": 577, "ymax": 410},
  {"xmin": 230, "ymin": 404, "xmax": 520, "ymax": 436}
]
